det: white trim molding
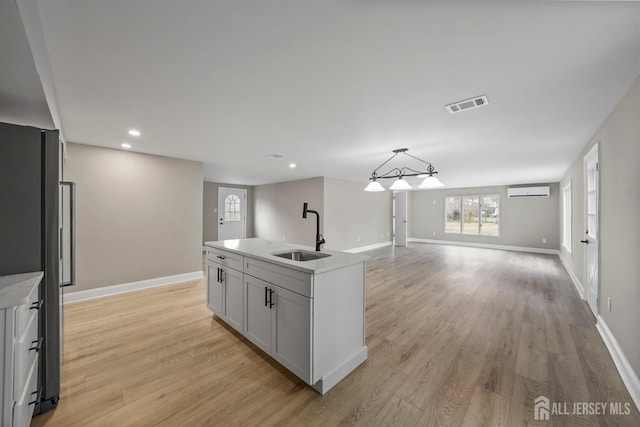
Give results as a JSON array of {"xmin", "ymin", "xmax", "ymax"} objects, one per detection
[
  {"xmin": 407, "ymin": 238, "xmax": 559, "ymax": 255},
  {"xmin": 558, "ymin": 251, "xmax": 584, "ymax": 298},
  {"xmin": 596, "ymin": 316, "xmax": 640, "ymax": 413},
  {"xmin": 343, "ymin": 241, "xmax": 393, "ymax": 253},
  {"xmin": 64, "ymin": 271, "xmax": 204, "ymax": 304}
]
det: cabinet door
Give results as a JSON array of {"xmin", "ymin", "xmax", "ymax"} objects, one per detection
[
  {"xmin": 272, "ymin": 285, "xmax": 312, "ymax": 383},
  {"xmin": 244, "ymin": 276, "xmax": 272, "ymax": 354},
  {"xmin": 222, "ymin": 267, "xmax": 243, "ymax": 333},
  {"xmin": 207, "ymin": 265, "xmax": 224, "ymax": 317}
]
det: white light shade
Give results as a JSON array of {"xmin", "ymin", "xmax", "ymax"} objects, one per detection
[
  {"xmin": 419, "ymin": 175, "xmax": 444, "ymax": 188},
  {"xmin": 364, "ymin": 181, "xmax": 385, "ymax": 192},
  {"xmin": 389, "ymin": 178, "xmax": 412, "ymax": 190},
  {"xmin": 128, "ymin": 129, "xmax": 141, "ymax": 136}
]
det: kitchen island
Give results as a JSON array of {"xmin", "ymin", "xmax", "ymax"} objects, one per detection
[{"xmin": 204, "ymin": 238, "xmax": 368, "ymax": 394}]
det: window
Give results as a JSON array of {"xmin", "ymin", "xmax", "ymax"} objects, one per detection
[
  {"xmin": 445, "ymin": 194, "xmax": 499, "ymax": 236},
  {"xmin": 562, "ymin": 183, "xmax": 572, "ymax": 252},
  {"xmin": 224, "ymin": 194, "xmax": 241, "ymax": 222}
]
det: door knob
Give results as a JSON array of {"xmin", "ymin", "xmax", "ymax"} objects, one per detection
[{"xmin": 580, "ymin": 239, "xmax": 589, "ymax": 244}]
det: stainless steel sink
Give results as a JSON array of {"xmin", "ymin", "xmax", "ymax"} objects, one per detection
[{"xmin": 272, "ymin": 250, "xmax": 331, "ymax": 261}]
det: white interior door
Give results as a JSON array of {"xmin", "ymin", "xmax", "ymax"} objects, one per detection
[
  {"xmin": 218, "ymin": 187, "xmax": 247, "ymax": 241},
  {"xmin": 583, "ymin": 144, "xmax": 599, "ymax": 315},
  {"xmin": 394, "ymin": 191, "xmax": 407, "ymax": 246}
]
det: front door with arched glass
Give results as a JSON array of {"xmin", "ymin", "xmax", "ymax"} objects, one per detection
[{"xmin": 218, "ymin": 187, "xmax": 247, "ymax": 240}]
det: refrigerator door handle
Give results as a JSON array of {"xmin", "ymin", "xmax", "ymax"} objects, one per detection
[{"xmin": 60, "ymin": 181, "xmax": 76, "ymax": 287}]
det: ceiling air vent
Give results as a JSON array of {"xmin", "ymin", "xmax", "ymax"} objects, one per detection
[
  {"xmin": 266, "ymin": 153, "xmax": 284, "ymax": 159},
  {"xmin": 445, "ymin": 95, "xmax": 489, "ymax": 114}
]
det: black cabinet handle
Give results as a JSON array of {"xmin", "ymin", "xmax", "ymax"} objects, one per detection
[
  {"xmin": 580, "ymin": 239, "xmax": 589, "ymax": 244},
  {"xmin": 29, "ymin": 389, "xmax": 40, "ymax": 405},
  {"xmin": 269, "ymin": 289, "xmax": 275, "ymax": 308},
  {"xmin": 264, "ymin": 286, "xmax": 268, "ymax": 307},
  {"xmin": 30, "ymin": 300, "xmax": 44, "ymax": 310},
  {"xmin": 216, "ymin": 255, "xmax": 226, "ymax": 260},
  {"xmin": 29, "ymin": 337, "xmax": 43, "ymax": 352},
  {"xmin": 220, "ymin": 269, "xmax": 225, "ymax": 283}
]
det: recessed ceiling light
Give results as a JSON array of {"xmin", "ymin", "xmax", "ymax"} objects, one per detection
[
  {"xmin": 121, "ymin": 143, "xmax": 132, "ymax": 149},
  {"xmin": 128, "ymin": 129, "xmax": 141, "ymax": 137},
  {"xmin": 289, "ymin": 163, "xmax": 296, "ymax": 168}
]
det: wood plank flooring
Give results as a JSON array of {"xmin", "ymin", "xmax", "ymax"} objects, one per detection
[{"xmin": 31, "ymin": 243, "xmax": 640, "ymax": 426}]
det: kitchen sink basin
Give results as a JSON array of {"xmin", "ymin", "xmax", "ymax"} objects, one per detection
[{"xmin": 272, "ymin": 250, "xmax": 331, "ymax": 262}]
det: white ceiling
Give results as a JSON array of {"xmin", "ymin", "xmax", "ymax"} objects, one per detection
[{"xmin": 22, "ymin": 1, "xmax": 640, "ymax": 187}]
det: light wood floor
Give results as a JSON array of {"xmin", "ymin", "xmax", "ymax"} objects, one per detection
[{"xmin": 32, "ymin": 243, "xmax": 639, "ymax": 426}]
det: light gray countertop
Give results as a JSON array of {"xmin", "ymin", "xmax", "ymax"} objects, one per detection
[
  {"xmin": 0, "ymin": 271, "xmax": 43, "ymax": 309},
  {"xmin": 204, "ymin": 238, "xmax": 368, "ymax": 274}
]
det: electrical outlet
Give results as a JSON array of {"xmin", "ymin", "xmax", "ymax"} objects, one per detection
[
  {"xmin": 542, "ymin": 238, "xmax": 547, "ymax": 244},
  {"xmin": 433, "ymin": 200, "xmax": 436, "ymax": 205},
  {"xmin": 282, "ymin": 236, "xmax": 286, "ymax": 241},
  {"xmin": 608, "ymin": 297, "xmax": 612, "ymax": 311},
  {"xmin": 357, "ymin": 236, "xmax": 361, "ymax": 242},
  {"xmin": 432, "ymin": 231, "xmax": 436, "ymax": 236}
]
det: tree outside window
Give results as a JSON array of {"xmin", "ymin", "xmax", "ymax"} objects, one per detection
[
  {"xmin": 224, "ymin": 194, "xmax": 241, "ymax": 222},
  {"xmin": 445, "ymin": 195, "xmax": 499, "ymax": 236}
]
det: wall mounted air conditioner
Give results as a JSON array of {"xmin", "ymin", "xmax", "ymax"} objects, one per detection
[{"xmin": 507, "ymin": 186, "xmax": 550, "ymax": 198}]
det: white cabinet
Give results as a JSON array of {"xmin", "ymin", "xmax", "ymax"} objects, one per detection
[
  {"xmin": 205, "ymin": 239, "xmax": 367, "ymax": 394},
  {"xmin": 206, "ymin": 248, "xmax": 244, "ymax": 334},
  {"xmin": 221, "ymin": 267, "xmax": 243, "ymax": 333},
  {"xmin": 244, "ymin": 274, "xmax": 312, "ymax": 383},
  {"xmin": 206, "ymin": 265, "xmax": 224, "ymax": 317},
  {"xmin": 0, "ymin": 272, "xmax": 42, "ymax": 427},
  {"xmin": 244, "ymin": 275, "xmax": 273, "ymax": 353},
  {"xmin": 271, "ymin": 283, "xmax": 311, "ymax": 383}
]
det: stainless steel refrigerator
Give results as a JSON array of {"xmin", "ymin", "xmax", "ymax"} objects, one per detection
[{"xmin": 0, "ymin": 121, "xmax": 75, "ymax": 414}]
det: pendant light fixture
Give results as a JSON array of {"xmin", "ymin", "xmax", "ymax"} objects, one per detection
[{"xmin": 364, "ymin": 148, "xmax": 443, "ymax": 191}]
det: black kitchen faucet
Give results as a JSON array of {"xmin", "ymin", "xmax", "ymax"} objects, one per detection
[{"xmin": 302, "ymin": 202, "xmax": 325, "ymax": 251}]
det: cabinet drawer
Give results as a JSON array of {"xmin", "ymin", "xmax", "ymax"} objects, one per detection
[
  {"xmin": 12, "ymin": 355, "xmax": 38, "ymax": 427},
  {"xmin": 14, "ymin": 310, "xmax": 39, "ymax": 399},
  {"xmin": 207, "ymin": 247, "xmax": 243, "ymax": 272},
  {"xmin": 15, "ymin": 283, "xmax": 40, "ymax": 339},
  {"xmin": 245, "ymin": 258, "xmax": 312, "ymax": 298}
]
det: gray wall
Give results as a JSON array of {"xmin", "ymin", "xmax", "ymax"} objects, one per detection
[
  {"xmin": 409, "ymin": 184, "xmax": 560, "ymax": 250},
  {"xmin": 64, "ymin": 143, "xmax": 203, "ymax": 291},
  {"xmin": 254, "ymin": 177, "xmax": 324, "ymax": 247},
  {"xmin": 324, "ymin": 178, "xmax": 392, "ymax": 250},
  {"xmin": 203, "ymin": 181, "xmax": 254, "ymax": 242},
  {"xmin": 560, "ymin": 74, "xmax": 640, "ymax": 379}
]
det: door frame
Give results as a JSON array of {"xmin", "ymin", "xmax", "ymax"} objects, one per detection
[
  {"xmin": 583, "ymin": 142, "xmax": 599, "ymax": 315},
  {"xmin": 217, "ymin": 187, "xmax": 247, "ymax": 240},
  {"xmin": 393, "ymin": 191, "xmax": 408, "ymax": 246}
]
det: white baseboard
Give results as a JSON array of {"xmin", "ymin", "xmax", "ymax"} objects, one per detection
[
  {"xmin": 64, "ymin": 271, "xmax": 204, "ymax": 304},
  {"xmin": 558, "ymin": 251, "xmax": 584, "ymax": 298},
  {"xmin": 312, "ymin": 346, "xmax": 368, "ymax": 394},
  {"xmin": 596, "ymin": 316, "xmax": 640, "ymax": 413},
  {"xmin": 343, "ymin": 241, "xmax": 393, "ymax": 253},
  {"xmin": 407, "ymin": 238, "xmax": 560, "ymax": 255}
]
